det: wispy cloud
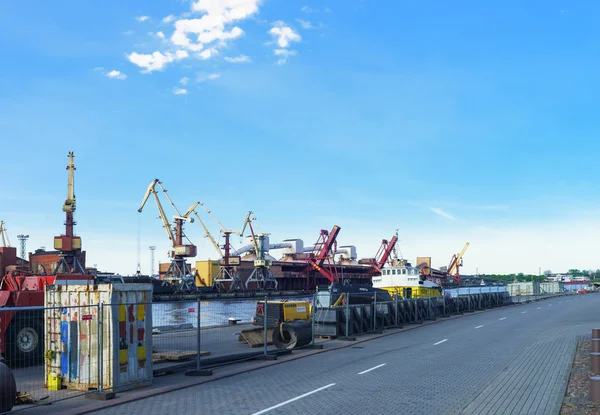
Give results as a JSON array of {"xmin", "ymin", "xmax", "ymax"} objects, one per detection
[
  {"xmin": 135, "ymin": 16, "xmax": 150, "ymax": 22},
  {"xmin": 162, "ymin": 14, "xmax": 175, "ymax": 24},
  {"xmin": 224, "ymin": 54, "xmax": 251, "ymax": 63},
  {"xmin": 179, "ymin": 77, "xmax": 189, "ymax": 85},
  {"xmin": 429, "ymin": 207, "xmax": 456, "ymax": 220},
  {"xmin": 301, "ymin": 6, "xmax": 331, "ymax": 13},
  {"xmin": 295, "ymin": 19, "xmax": 324, "ymax": 30},
  {"xmin": 173, "ymin": 87, "xmax": 188, "ymax": 95},
  {"xmin": 122, "ymin": 30, "xmax": 134, "ymax": 36},
  {"xmin": 196, "ymin": 72, "xmax": 220, "ymax": 83},
  {"xmin": 106, "ymin": 70, "xmax": 127, "ymax": 80}
]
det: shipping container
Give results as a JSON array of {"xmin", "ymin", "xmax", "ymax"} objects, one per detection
[{"xmin": 44, "ymin": 283, "xmax": 153, "ymax": 392}]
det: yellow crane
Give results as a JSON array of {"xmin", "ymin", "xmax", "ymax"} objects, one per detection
[
  {"xmin": 138, "ymin": 179, "xmax": 197, "ymax": 291},
  {"xmin": 191, "ymin": 202, "xmax": 244, "ymax": 292},
  {"xmin": 447, "ymin": 242, "xmax": 470, "ymax": 284}
]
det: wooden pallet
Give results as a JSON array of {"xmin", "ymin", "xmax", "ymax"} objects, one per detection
[
  {"xmin": 317, "ymin": 335, "xmax": 336, "ymax": 340},
  {"xmin": 239, "ymin": 327, "xmax": 274, "ymax": 347}
]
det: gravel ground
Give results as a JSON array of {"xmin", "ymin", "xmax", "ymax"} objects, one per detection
[{"xmin": 560, "ymin": 337, "xmax": 600, "ymax": 415}]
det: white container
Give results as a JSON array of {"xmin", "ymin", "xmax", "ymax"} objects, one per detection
[{"xmin": 44, "ymin": 283, "xmax": 153, "ymax": 392}]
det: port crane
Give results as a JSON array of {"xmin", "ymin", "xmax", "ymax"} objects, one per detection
[
  {"xmin": 53, "ymin": 151, "xmax": 86, "ymax": 274},
  {"xmin": 306, "ymin": 225, "xmax": 341, "ymax": 287},
  {"xmin": 191, "ymin": 202, "xmax": 243, "ymax": 292},
  {"xmin": 361, "ymin": 233, "xmax": 398, "ymax": 274},
  {"xmin": 241, "ymin": 211, "xmax": 278, "ymax": 291},
  {"xmin": 0, "ymin": 221, "xmax": 10, "ymax": 247},
  {"xmin": 138, "ymin": 179, "xmax": 197, "ymax": 291},
  {"xmin": 446, "ymin": 242, "xmax": 470, "ymax": 285}
]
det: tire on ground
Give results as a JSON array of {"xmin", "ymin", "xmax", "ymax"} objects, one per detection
[{"xmin": 5, "ymin": 313, "xmax": 44, "ymax": 368}]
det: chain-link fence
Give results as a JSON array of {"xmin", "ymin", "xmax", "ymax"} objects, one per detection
[{"xmin": 0, "ymin": 286, "xmax": 581, "ymax": 413}]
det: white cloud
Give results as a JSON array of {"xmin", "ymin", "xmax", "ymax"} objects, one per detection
[
  {"xmin": 122, "ymin": 30, "xmax": 134, "ymax": 36},
  {"xmin": 224, "ymin": 54, "xmax": 251, "ymax": 63},
  {"xmin": 156, "ymin": 31, "xmax": 165, "ymax": 39},
  {"xmin": 179, "ymin": 77, "xmax": 189, "ymax": 85},
  {"xmin": 197, "ymin": 72, "xmax": 221, "ymax": 82},
  {"xmin": 162, "ymin": 14, "xmax": 176, "ymax": 24},
  {"xmin": 173, "ymin": 87, "xmax": 188, "ymax": 95},
  {"xmin": 168, "ymin": 0, "xmax": 259, "ymax": 58},
  {"xmin": 274, "ymin": 49, "xmax": 296, "ymax": 57},
  {"xmin": 429, "ymin": 207, "xmax": 456, "ymax": 221},
  {"xmin": 296, "ymin": 19, "xmax": 313, "ymax": 29},
  {"xmin": 269, "ymin": 21, "xmax": 301, "ymax": 48},
  {"xmin": 199, "ymin": 48, "xmax": 218, "ymax": 59},
  {"xmin": 135, "ymin": 16, "xmax": 150, "ymax": 22},
  {"xmin": 127, "ymin": 50, "xmax": 189, "ymax": 73},
  {"xmin": 106, "ymin": 70, "xmax": 127, "ymax": 80}
]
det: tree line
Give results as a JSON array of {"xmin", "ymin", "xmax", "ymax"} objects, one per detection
[{"xmin": 478, "ymin": 269, "xmax": 600, "ymax": 283}]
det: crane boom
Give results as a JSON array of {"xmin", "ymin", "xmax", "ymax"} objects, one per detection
[
  {"xmin": 240, "ymin": 211, "xmax": 260, "ymax": 256},
  {"xmin": 138, "ymin": 179, "xmax": 175, "ymax": 246},
  {"xmin": 62, "ymin": 151, "xmax": 76, "ymax": 213},
  {"xmin": 192, "ymin": 209, "xmax": 223, "ymax": 257},
  {"xmin": 156, "ymin": 181, "xmax": 183, "ymax": 218},
  {"xmin": 448, "ymin": 242, "xmax": 469, "ymax": 275},
  {"xmin": 0, "ymin": 221, "xmax": 10, "ymax": 247}
]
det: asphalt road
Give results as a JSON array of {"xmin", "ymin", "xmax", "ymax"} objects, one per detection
[{"xmin": 92, "ymin": 293, "xmax": 600, "ymax": 415}]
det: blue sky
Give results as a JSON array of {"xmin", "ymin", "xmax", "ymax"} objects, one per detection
[{"xmin": 1, "ymin": 1, "xmax": 600, "ymax": 275}]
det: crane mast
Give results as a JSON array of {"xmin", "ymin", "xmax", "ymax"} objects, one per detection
[
  {"xmin": 53, "ymin": 151, "xmax": 85, "ymax": 274},
  {"xmin": 240, "ymin": 211, "xmax": 277, "ymax": 291},
  {"xmin": 191, "ymin": 203, "xmax": 243, "ymax": 292},
  {"xmin": 0, "ymin": 221, "xmax": 10, "ymax": 247}
]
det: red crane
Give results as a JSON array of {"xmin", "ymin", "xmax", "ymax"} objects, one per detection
[{"xmin": 306, "ymin": 225, "xmax": 341, "ymax": 284}]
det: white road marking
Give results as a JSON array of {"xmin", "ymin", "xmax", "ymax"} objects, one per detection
[
  {"xmin": 251, "ymin": 383, "xmax": 336, "ymax": 415},
  {"xmin": 358, "ymin": 363, "xmax": 386, "ymax": 375},
  {"xmin": 475, "ymin": 325, "xmax": 484, "ymax": 329},
  {"xmin": 499, "ymin": 317, "xmax": 507, "ymax": 321},
  {"xmin": 434, "ymin": 339, "xmax": 448, "ymax": 345},
  {"xmin": 521, "ymin": 311, "xmax": 527, "ymax": 314}
]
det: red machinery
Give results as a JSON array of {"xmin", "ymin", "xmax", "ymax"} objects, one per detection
[
  {"xmin": 306, "ymin": 226, "xmax": 341, "ymax": 286},
  {"xmin": 0, "ymin": 152, "xmax": 93, "ymax": 366},
  {"xmin": 360, "ymin": 235, "xmax": 398, "ymax": 274}
]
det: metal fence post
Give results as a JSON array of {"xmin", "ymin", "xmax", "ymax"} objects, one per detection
[
  {"xmin": 186, "ymin": 298, "xmax": 213, "ymax": 376},
  {"xmin": 311, "ymin": 293, "xmax": 316, "ymax": 345},
  {"xmin": 98, "ymin": 303, "xmax": 104, "ymax": 393},
  {"xmin": 263, "ymin": 295, "xmax": 268, "ymax": 357},
  {"xmin": 196, "ymin": 297, "xmax": 201, "ymax": 371},
  {"xmin": 345, "ymin": 293, "xmax": 350, "ymax": 338},
  {"xmin": 395, "ymin": 289, "xmax": 399, "ymax": 326},
  {"xmin": 373, "ymin": 290, "xmax": 377, "ymax": 331}
]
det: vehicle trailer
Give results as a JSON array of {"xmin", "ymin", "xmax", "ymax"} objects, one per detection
[
  {"xmin": 0, "ymin": 270, "xmax": 92, "ymax": 367},
  {"xmin": 0, "ymin": 270, "xmax": 53, "ymax": 366}
]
